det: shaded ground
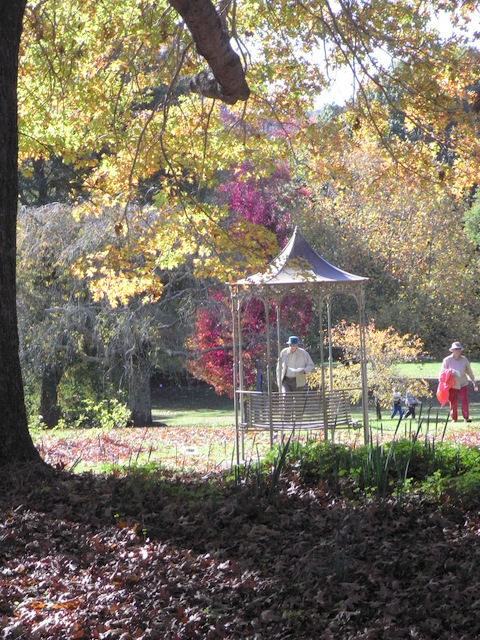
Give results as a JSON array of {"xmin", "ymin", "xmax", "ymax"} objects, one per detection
[{"xmin": 3, "ymin": 450, "xmax": 480, "ymax": 639}]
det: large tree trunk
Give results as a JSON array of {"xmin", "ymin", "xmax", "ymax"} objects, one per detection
[{"xmin": 0, "ymin": 1, "xmax": 41, "ymax": 463}]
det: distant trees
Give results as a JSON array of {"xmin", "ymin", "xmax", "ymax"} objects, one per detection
[{"xmin": 299, "ymin": 120, "xmax": 480, "ymax": 358}]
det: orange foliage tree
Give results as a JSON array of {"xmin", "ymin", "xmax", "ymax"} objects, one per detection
[{"xmin": 307, "ymin": 319, "xmax": 432, "ymax": 409}]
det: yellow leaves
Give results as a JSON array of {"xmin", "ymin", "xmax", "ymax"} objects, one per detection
[
  {"xmin": 71, "ymin": 192, "xmax": 278, "ymax": 306},
  {"xmin": 20, "ymin": 0, "xmax": 178, "ymax": 176},
  {"xmin": 16, "ymin": 0, "xmax": 480, "ymax": 321},
  {"xmin": 89, "ymin": 267, "xmax": 163, "ymax": 308},
  {"xmin": 331, "ymin": 319, "xmax": 427, "ymax": 365}
]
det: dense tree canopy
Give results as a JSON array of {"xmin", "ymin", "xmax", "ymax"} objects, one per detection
[
  {"xmin": 17, "ymin": 203, "xmax": 206, "ymax": 427},
  {"xmin": 18, "ymin": 1, "xmax": 480, "ymax": 297}
]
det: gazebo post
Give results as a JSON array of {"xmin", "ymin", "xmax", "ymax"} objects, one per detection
[
  {"xmin": 264, "ymin": 300, "xmax": 274, "ymax": 447},
  {"xmin": 357, "ymin": 288, "xmax": 370, "ymax": 442},
  {"xmin": 276, "ymin": 300, "xmax": 282, "ymax": 367},
  {"xmin": 326, "ymin": 295, "xmax": 333, "ymax": 392},
  {"xmin": 230, "ymin": 288, "xmax": 240, "ymax": 465},
  {"xmin": 237, "ymin": 294, "xmax": 246, "ymax": 460},
  {"xmin": 318, "ymin": 294, "xmax": 328, "ymax": 440}
]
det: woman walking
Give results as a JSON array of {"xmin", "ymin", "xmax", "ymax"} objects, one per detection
[{"xmin": 439, "ymin": 342, "xmax": 478, "ymax": 422}]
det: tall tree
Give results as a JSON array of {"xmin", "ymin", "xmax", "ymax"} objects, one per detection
[
  {"xmin": 17, "ymin": 203, "xmax": 204, "ymax": 428},
  {"xmin": 168, "ymin": 0, "xmax": 250, "ymax": 103},
  {"xmin": 298, "ymin": 133, "xmax": 480, "ymax": 356}
]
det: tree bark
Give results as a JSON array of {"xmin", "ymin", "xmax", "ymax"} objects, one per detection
[
  {"xmin": 0, "ymin": 1, "xmax": 41, "ymax": 463},
  {"xmin": 169, "ymin": 0, "xmax": 250, "ymax": 104}
]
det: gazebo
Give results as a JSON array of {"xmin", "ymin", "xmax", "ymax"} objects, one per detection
[{"xmin": 228, "ymin": 226, "xmax": 369, "ymax": 462}]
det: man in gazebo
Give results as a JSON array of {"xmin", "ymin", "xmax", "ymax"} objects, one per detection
[
  {"xmin": 276, "ymin": 336, "xmax": 314, "ymax": 426},
  {"xmin": 277, "ymin": 336, "xmax": 314, "ymax": 392}
]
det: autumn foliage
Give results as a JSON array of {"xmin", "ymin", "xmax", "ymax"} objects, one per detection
[
  {"xmin": 187, "ymin": 163, "xmax": 314, "ymax": 395},
  {"xmin": 4, "ymin": 426, "xmax": 480, "ymax": 639}
]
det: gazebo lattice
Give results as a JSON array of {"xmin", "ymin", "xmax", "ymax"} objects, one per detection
[{"xmin": 228, "ymin": 227, "xmax": 369, "ymax": 462}]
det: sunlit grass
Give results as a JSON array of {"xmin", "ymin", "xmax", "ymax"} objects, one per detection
[
  {"xmin": 152, "ymin": 407, "xmax": 234, "ymax": 428},
  {"xmin": 32, "ymin": 425, "xmax": 242, "ymax": 474},
  {"xmin": 152, "ymin": 386, "xmax": 234, "ymax": 428},
  {"xmin": 395, "ymin": 360, "xmax": 480, "ymax": 378},
  {"xmin": 394, "ymin": 361, "xmax": 442, "ymax": 378}
]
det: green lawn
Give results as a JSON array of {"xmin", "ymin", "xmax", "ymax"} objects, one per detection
[
  {"xmin": 33, "ymin": 377, "xmax": 480, "ymax": 473},
  {"xmin": 152, "ymin": 386, "xmax": 234, "ymax": 427},
  {"xmin": 395, "ymin": 360, "xmax": 480, "ymax": 378},
  {"xmin": 394, "ymin": 361, "xmax": 440, "ymax": 378}
]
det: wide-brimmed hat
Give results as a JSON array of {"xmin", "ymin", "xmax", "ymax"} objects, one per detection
[
  {"xmin": 449, "ymin": 341, "xmax": 463, "ymax": 351},
  {"xmin": 286, "ymin": 336, "xmax": 299, "ymax": 345}
]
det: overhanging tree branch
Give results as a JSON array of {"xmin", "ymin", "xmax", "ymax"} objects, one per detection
[{"xmin": 168, "ymin": 0, "xmax": 250, "ymax": 104}]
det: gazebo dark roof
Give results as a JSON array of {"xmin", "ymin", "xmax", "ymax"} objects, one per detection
[{"xmin": 235, "ymin": 226, "xmax": 368, "ymax": 290}]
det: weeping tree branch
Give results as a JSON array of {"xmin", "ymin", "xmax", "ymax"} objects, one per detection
[{"xmin": 168, "ymin": 0, "xmax": 250, "ymax": 104}]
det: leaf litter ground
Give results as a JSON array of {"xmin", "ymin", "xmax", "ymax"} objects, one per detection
[{"xmin": 2, "ymin": 424, "xmax": 480, "ymax": 639}]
